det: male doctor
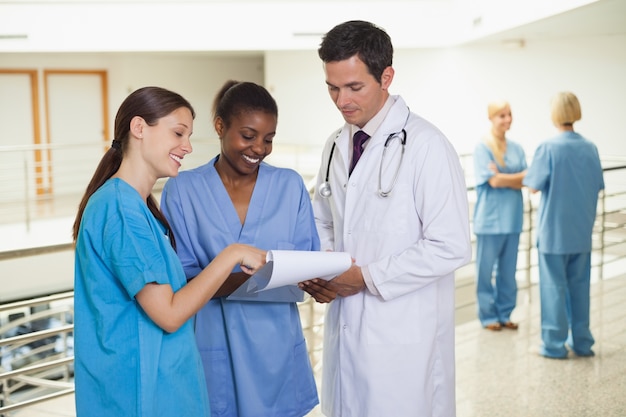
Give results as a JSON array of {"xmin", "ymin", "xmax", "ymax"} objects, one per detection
[{"xmin": 299, "ymin": 20, "xmax": 472, "ymax": 417}]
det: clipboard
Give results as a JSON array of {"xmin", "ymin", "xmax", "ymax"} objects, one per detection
[{"xmin": 226, "ymin": 250, "xmax": 352, "ymax": 302}]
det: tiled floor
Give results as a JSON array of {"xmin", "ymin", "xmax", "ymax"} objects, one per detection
[
  {"xmin": 455, "ymin": 274, "xmax": 626, "ymax": 417},
  {"xmin": 7, "ymin": 273, "xmax": 626, "ymax": 417}
]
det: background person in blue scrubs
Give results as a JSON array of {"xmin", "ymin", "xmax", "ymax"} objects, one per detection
[
  {"xmin": 161, "ymin": 80, "xmax": 320, "ymax": 417},
  {"xmin": 473, "ymin": 100, "xmax": 527, "ymax": 331},
  {"xmin": 72, "ymin": 86, "xmax": 266, "ymax": 417},
  {"xmin": 523, "ymin": 91, "xmax": 604, "ymax": 359}
]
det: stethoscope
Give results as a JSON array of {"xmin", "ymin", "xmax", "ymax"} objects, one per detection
[{"xmin": 318, "ymin": 116, "xmax": 408, "ymax": 199}]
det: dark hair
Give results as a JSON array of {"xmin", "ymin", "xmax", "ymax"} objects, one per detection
[
  {"xmin": 212, "ymin": 80, "xmax": 278, "ymax": 128},
  {"xmin": 318, "ymin": 20, "xmax": 393, "ymax": 84},
  {"xmin": 72, "ymin": 86, "xmax": 195, "ymax": 247}
]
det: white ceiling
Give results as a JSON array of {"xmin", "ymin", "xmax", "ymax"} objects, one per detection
[
  {"xmin": 0, "ymin": 0, "xmax": 624, "ymax": 53},
  {"xmin": 463, "ymin": 0, "xmax": 626, "ymax": 46}
]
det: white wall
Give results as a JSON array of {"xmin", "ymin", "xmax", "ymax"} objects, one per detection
[
  {"xmin": 1, "ymin": 30, "xmax": 625, "ymax": 181},
  {"xmin": 0, "ymin": 1, "xmax": 592, "ymax": 51},
  {"xmin": 266, "ymin": 33, "xmax": 626, "ymax": 168},
  {"xmin": 264, "ymin": 50, "xmax": 343, "ymax": 179}
]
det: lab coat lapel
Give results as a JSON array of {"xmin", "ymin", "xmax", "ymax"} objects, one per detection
[
  {"xmin": 342, "ymin": 98, "xmax": 410, "ymax": 238},
  {"xmin": 335, "ymin": 125, "xmax": 352, "ymax": 176},
  {"xmin": 346, "ymin": 97, "xmax": 409, "ymax": 180}
]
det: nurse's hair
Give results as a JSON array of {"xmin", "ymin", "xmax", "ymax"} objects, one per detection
[
  {"xmin": 486, "ymin": 99, "xmax": 511, "ymax": 166},
  {"xmin": 212, "ymin": 80, "xmax": 278, "ymax": 129},
  {"xmin": 318, "ymin": 20, "xmax": 393, "ymax": 84},
  {"xmin": 487, "ymin": 99, "xmax": 510, "ymax": 120},
  {"xmin": 72, "ymin": 86, "xmax": 195, "ymax": 246},
  {"xmin": 550, "ymin": 91, "xmax": 582, "ymax": 127}
]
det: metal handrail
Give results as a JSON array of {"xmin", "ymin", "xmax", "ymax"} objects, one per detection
[
  {"xmin": 0, "ymin": 325, "xmax": 73, "ymax": 349},
  {"xmin": 0, "ymin": 244, "xmax": 74, "ymax": 262},
  {"xmin": 0, "ymin": 389, "xmax": 75, "ymax": 414},
  {"xmin": 0, "ymin": 292, "xmax": 74, "ymax": 415},
  {"xmin": 0, "ymin": 291, "xmax": 74, "ymax": 313},
  {"xmin": 0, "ymin": 357, "xmax": 74, "ymax": 381}
]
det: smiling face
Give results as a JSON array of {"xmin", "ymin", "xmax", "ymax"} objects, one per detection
[
  {"xmin": 140, "ymin": 106, "xmax": 194, "ymax": 179},
  {"xmin": 323, "ymin": 55, "xmax": 393, "ymax": 128},
  {"xmin": 489, "ymin": 104, "xmax": 513, "ymax": 137},
  {"xmin": 215, "ymin": 109, "xmax": 276, "ymax": 178}
]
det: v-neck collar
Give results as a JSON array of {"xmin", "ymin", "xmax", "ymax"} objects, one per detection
[{"xmin": 207, "ymin": 159, "xmax": 268, "ymax": 243}]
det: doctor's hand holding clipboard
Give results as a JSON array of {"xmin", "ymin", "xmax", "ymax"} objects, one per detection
[
  {"xmin": 298, "ymin": 256, "xmax": 360, "ymax": 303},
  {"xmin": 240, "ymin": 249, "xmax": 352, "ymax": 300}
]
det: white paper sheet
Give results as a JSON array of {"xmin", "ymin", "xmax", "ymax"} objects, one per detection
[{"xmin": 245, "ymin": 250, "xmax": 352, "ymax": 293}]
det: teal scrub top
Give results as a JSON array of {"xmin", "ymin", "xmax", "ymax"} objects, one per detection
[
  {"xmin": 161, "ymin": 159, "xmax": 320, "ymax": 417},
  {"xmin": 523, "ymin": 131, "xmax": 604, "ymax": 254},
  {"xmin": 473, "ymin": 140, "xmax": 527, "ymax": 234},
  {"xmin": 74, "ymin": 178, "xmax": 209, "ymax": 417}
]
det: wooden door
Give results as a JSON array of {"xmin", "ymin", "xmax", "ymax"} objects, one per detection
[
  {"xmin": 0, "ymin": 69, "xmax": 41, "ymax": 204},
  {"xmin": 44, "ymin": 70, "xmax": 109, "ymax": 197}
]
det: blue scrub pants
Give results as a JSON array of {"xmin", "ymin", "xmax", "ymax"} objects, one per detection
[
  {"xmin": 538, "ymin": 252, "xmax": 595, "ymax": 358},
  {"xmin": 475, "ymin": 233, "xmax": 520, "ymax": 326}
]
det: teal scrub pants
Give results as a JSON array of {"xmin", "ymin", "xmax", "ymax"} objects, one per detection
[
  {"xmin": 538, "ymin": 252, "xmax": 595, "ymax": 358},
  {"xmin": 475, "ymin": 233, "xmax": 520, "ymax": 326}
]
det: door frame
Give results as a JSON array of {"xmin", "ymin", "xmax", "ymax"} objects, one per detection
[
  {"xmin": 43, "ymin": 69, "xmax": 109, "ymax": 194},
  {"xmin": 0, "ymin": 69, "xmax": 44, "ymax": 193}
]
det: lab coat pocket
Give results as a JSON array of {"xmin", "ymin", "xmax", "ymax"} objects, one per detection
[
  {"xmin": 364, "ymin": 294, "xmax": 428, "ymax": 345},
  {"xmin": 361, "ymin": 180, "xmax": 412, "ymax": 235}
]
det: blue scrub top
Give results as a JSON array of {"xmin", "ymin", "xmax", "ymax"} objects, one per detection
[
  {"xmin": 523, "ymin": 131, "xmax": 604, "ymax": 254},
  {"xmin": 74, "ymin": 178, "xmax": 209, "ymax": 417},
  {"xmin": 161, "ymin": 158, "xmax": 320, "ymax": 417},
  {"xmin": 473, "ymin": 140, "xmax": 527, "ymax": 234}
]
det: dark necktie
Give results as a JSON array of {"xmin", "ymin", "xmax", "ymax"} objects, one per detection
[{"xmin": 349, "ymin": 130, "xmax": 370, "ymax": 175}]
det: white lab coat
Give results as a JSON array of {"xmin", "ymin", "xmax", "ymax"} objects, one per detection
[{"xmin": 313, "ymin": 96, "xmax": 472, "ymax": 417}]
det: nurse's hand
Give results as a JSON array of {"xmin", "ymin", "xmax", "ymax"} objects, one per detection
[
  {"xmin": 234, "ymin": 244, "xmax": 267, "ymax": 275},
  {"xmin": 330, "ymin": 264, "xmax": 366, "ymax": 297},
  {"xmin": 298, "ymin": 279, "xmax": 339, "ymax": 303}
]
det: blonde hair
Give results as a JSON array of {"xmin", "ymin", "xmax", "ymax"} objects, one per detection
[
  {"xmin": 486, "ymin": 99, "xmax": 511, "ymax": 166},
  {"xmin": 551, "ymin": 92, "xmax": 581, "ymax": 126},
  {"xmin": 487, "ymin": 99, "xmax": 510, "ymax": 120}
]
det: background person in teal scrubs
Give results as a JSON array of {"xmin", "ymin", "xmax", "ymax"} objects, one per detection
[
  {"xmin": 72, "ymin": 86, "xmax": 266, "ymax": 417},
  {"xmin": 473, "ymin": 100, "xmax": 527, "ymax": 331},
  {"xmin": 161, "ymin": 80, "xmax": 320, "ymax": 417},
  {"xmin": 523, "ymin": 91, "xmax": 604, "ymax": 359}
]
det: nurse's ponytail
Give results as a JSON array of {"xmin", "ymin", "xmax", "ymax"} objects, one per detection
[{"xmin": 72, "ymin": 86, "xmax": 195, "ymax": 249}]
